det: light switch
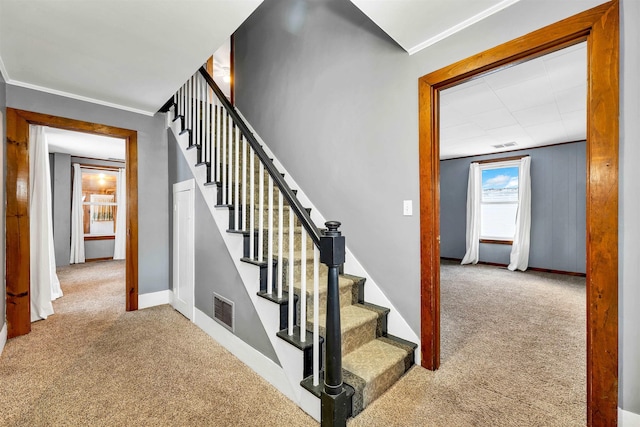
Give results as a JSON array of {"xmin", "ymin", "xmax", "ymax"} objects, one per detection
[{"xmin": 403, "ymin": 200, "xmax": 412, "ymax": 216}]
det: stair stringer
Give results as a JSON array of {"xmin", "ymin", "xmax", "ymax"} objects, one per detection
[
  {"xmin": 236, "ymin": 108, "xmax": 421, "ymax": 364},
  {"xmin": 168, "ymin": 115, "xmax": 321, "ymax": 421}
]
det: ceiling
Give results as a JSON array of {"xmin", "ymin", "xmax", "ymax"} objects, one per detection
[
  {"xmin": 350, "ymin": 0, "xmax": 522, "ymax": 54},
  {"xmin": 440, "ymin": 42, "xmax": 586, "ymax": 159},
  {"xmin": 46, "ymin": 127, "xmax": 125, "ymax": 161},
  {"xmin": 0, "ymin": 0, "xmax": 263, "ymax": 115},
  {"xmin": 0, "ymin": 0, "xmax": 598, "ymax": 145}
]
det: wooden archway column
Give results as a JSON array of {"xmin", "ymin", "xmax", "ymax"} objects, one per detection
[
  {"xmin": 418, "ymin": 1, "xmax": 619, "ymax": 425},
  {"xmin": 5, "ymin": 109, "xmax": 139, "ymax": 338}
]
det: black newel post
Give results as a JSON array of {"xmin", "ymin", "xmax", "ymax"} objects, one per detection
[{"xmin": 320, "ymin": 221, "xmax": 349, "ymax": 427}]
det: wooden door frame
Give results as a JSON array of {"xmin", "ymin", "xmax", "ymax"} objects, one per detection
[
  {"xmin": 418, "ymin": 1, "xmax": 619, "ymax": 425},
  {"xmin": 5, "ymin": 108, "xmax": 139, "ymax": 338}
]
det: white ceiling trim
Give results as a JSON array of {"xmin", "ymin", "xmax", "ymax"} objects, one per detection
[
  {"xmin": 6, "ymin": 79, "xmax": 155, "ymax": 117},
  {"xmin": 407, "ymin": 0, "xmax": 522, "ymax": 55}
]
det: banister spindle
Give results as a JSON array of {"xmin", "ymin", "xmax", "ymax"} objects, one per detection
[
  {"xmin": 221, "ymin": 111, "xmax": 227, "ymax": 205},
  {"xmin": 195, "ymin": 76, "xmax": 200, "ymax": 149},
  {"xmin": 234, "ymin": 126, "xmax": 240, "ymax": 231},
  {"xmin": 300, "ymin": 228, "xmax": 307, "ymax": 343},
  {"xmin": 313, "ymin": 245, "xmax": 320, "ymax": 387},
  {"xmin": 267, "ymin": 176, "xmax": 274, "ymax": 294},
  {"xmin": 288, "ymin": 206, "xmax": 294, "ymax": 336},
  {"xmin": 189, "ymin": 76, "xmax": 194, "ymax": 143},
  {"xmin": 227, "ymin": 114, "xmax": 233, "ymax": 207},
  {"xmin": 216, "ymin": 104, "xmax": 221, "ymax": 183},
  {"xmin": 277, "ymin": 192, "xmax": 283, "ymax": 298},
  {"xmin": 241, "ymin": 137, "xmax": 247, "ymax": 232},
  {"xmin": 249, "ymin": 150, "xmax": 255, "ymax": 259},
  {"xmin": 320, "ymin": 221, "xmax": 348, "ymax": 426},
  {"xmin": 258, "ymin": 162, "xmax": 264, "ymax": 263}
]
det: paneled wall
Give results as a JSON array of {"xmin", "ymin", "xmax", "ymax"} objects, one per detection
[{"xmin": 440, "ymin": 142, "xmax": 586, "ymax": 273}]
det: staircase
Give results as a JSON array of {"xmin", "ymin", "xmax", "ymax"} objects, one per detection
[{"xmin": 164, "ymin": 68, "xmax": 417, "ymax": 424}]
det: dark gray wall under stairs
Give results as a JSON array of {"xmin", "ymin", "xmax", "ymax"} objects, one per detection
[
  {"xmin": 440, "ymin": 142, "xmax": 587, "ymax": 274},
  {"xmin": 168, "ymin": 129, "xmax": 280, "ymax": 365}
]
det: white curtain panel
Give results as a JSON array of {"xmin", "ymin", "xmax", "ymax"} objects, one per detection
[
  {"xmin": 461, "ymin": 162, "xmax": 481, "ymax": 265},
  {"xmin": 70, "ymin": 163, "xmax": 86, "ymax": 264},
  {"xmin": 29, "ymin": 126, "xmax": 63, "ymax": 322},
  {"xmin": 508, "ymin": 156, "xmax": 532, "ymax": 271},
  {"xmin": 113, "ymin": 168, "xmax": 126, "ymax": 260}
]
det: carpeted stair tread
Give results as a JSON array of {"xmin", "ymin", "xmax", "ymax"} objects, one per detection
[{"xmin": 342, "ymin": 339, "xmax": 410, "ymax": 409}]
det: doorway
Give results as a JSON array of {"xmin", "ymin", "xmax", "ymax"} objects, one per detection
[
  {"xmin": 5, "ymin": 108, "xmax": 139, "ymax": 338},
  {"xmin": 172, "ymin": 179, "xmax": 195, "ymax": 320},
  {"xmin": 418, "ymin": 2, "xmax": 618, "ymax": 425}
]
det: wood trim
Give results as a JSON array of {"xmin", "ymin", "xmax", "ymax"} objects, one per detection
[
  {"xmin": 85, "ymin": 257, "xmax": 114, "ymax": 263},
  {"xmin": 479, "ymin": 239, "xmax": 513, "ymax": 245},
  {"xmin": 5, "ymin": 109, "xmax": 140, "ymax": 338},
  {"xmin": 441, "ymin": 257, "xmax": 587, "ymax": 277},
  {"xmin": 476, "ymin": 154, "xmax": 528, "ymax": 164},
  {"xmin": 418, "ymin": 2, "xmax": 618, "ymax": 425},
  {"xmin": 84, "ymin": 235, "xmax": 115, "ymax": 241},
  {"xmin": 5, "ymin": 108, "xmax": 31, "ymax": 338}
]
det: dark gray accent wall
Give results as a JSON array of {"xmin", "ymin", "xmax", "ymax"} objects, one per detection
[
  {"xmin": 6, "ymin": 86, "xmax": 169, "ymax": 294},
  {"xmin": 168, "ymin": 130, "xmax": 279, "ymax": 364},
  {"xmin": 1, "ymin": 70, "xmax": 6, "ymax": 327},
  {"xmin": 235, "ymin": 0, "xmax": 640, "ymax": 413},
  {"xmin": 440, "ymin": 142, "xmax": 587, "ymax": 273},
  {"xmin": 50, "ymin": 152, "xmax": 71, "ymax": 266}
]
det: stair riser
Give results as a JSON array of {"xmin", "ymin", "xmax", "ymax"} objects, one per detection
[{"xmin": 317, "ymin": 321, "xmax": 377, "ymax": 357}]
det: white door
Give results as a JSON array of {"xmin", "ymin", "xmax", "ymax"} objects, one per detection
[{"xmin": 172, "ymin": 180, "xmax": 195, "ymax": 320}]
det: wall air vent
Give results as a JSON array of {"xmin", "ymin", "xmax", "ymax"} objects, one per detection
[{"xmin": 213, "ymin": 293, "xmax": 234, "ymax": 332}]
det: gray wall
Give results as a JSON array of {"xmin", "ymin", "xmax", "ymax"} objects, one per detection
[
  {"xmin": 441, "ymin": 142, "xmax": 586, "ymax": 273},
  {"xmin": 235, "ymin": 0, "xmax": 640, "ymax": 414},
  {"xmin": 168, "ymin": 130, "xmax": 279, "ymax": 364},
  {"xmin": 1, "ymin": 70, "xmax": 6, "ymax": 327},
  {"xmin": 50, "ymin": 152, "xmax": 71, "ymax": 266},
  {"xmin": 6, "ymin": 86, "xmax": 169, "ymax": 295}
]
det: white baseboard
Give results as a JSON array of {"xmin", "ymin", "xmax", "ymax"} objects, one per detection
[
  {"xmin": 620, "ymin": 407, "xmax": 640, "ymax": 426},
  {"xmin": 193, "ymin": 308, "xmax": 295, "ymax": 402},
  {"xmin": 138, "ymin": 290, "xmax": 172, "ymax": 309},
  {"xmin": 0, "ymin": 322, "xmax": 7, "ymax": 356}
]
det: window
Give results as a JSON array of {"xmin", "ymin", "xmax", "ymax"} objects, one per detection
[
  {"xmin": 480, "ymin": 161, "xmax": 520, "ymax": 242},
  {"xmin": 81, "ymin": 168, "xmax": 118, "ymax": 236}
]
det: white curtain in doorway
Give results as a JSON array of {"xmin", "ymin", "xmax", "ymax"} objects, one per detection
[
  {"xmin": 70, "ymin": 163, "xmax": 85, "ymax": 264},
  {"xmin": 461, "ymin": 162, "xmax": 481, "ymax": 265},
  {"xmin": 113, "ymin": 168, "xmax": 126, "ymax": 260},
  {"xmin": 508, "ymin": 156, "xmax": 532, "ymax": 271},
  {"xmin": 29, "ymin": 125, "xmax": 63, "ymax": 322}
]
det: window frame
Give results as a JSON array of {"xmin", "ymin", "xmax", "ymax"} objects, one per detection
[{"xmin": 477, "ymin": 156, "xmax": 526, "ymax": 244}]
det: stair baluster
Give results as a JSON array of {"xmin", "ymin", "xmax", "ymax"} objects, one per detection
[{"xmin": 267, "ymin": 176, "xmax": 274, "ymax": 295}]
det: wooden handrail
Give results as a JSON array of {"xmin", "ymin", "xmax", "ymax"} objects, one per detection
[{"xmin": 198, "ymin": 67, "xmax": 322, "ymax": 246}]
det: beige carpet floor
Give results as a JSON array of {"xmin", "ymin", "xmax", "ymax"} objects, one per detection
[
  {"xmin": 0, "ymin": 261, "xmax": 315, "ymax": 427},
  {"xmin": 1, "ymin": 260, "xmax": 586, "ymax": 426},
  {"xmin": 349, "ymin": 260, "xmax": 586, "ymax": 427}
]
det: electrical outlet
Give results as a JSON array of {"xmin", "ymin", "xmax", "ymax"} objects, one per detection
[{"xmin": 403, "ymin": 200, "xmax": 412, "ymax": 216}]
